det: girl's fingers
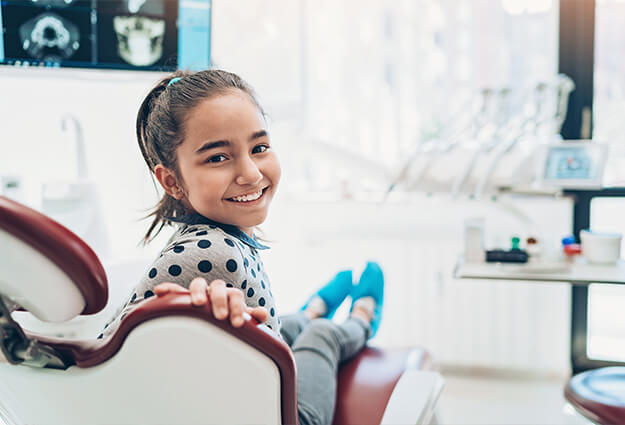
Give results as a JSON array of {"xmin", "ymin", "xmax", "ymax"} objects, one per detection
[
  {"xmin": 153, "ymin": 280, "xmax": 268, "ymax": 327},
  {"xmin": 247, "ymin": 306, "xmax": 268, "ymax": 323},
  {"xmin": 227, "ymin": 289, "xmax": 245, "ymax": 327},
  {"xmin": 154, "ymin": 282, "xmax": 188, "ymax": 296},
  {"xmin": 189, "ymin": 277, "xmax": 209, "ymax": 306},
  {"xmin": 208, "ymin": 279, "xmax": 228, "ymax": 319}
]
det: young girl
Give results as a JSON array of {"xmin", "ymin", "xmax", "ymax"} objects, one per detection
[{"xmin": 105, "ymin": 69, "xmax": 384, "ymax": 425}]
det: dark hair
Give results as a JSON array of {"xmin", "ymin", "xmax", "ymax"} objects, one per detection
[{"xmin": 136, "ymin": 69, "xmax": 265, "ymax": 244}]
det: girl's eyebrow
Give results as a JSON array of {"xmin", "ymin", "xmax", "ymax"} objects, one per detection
[
  {"xmin": 195, "ymin": 130, "xmax": 267, "ymax": 155},
  {"xmin": 250, "ymin": 129, "xmax": 268, "ymax": 141},
  {"xmin": 195, "ymin": 140, "xmax": 229, "ymax": 154}
]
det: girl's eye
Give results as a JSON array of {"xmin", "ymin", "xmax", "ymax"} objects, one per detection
[
  {"xmin": 206, "ymin": 154, "xmax": 227, "ymax": 163},
  {"xmin": 252, "ymin": 144, "xmax": 269, "ymax": 154}
]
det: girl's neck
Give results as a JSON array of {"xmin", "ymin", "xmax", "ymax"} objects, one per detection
[
  {"xmin": 183, "ymin": 210, "xmax": 256, "ymax": 239},
  {"xmin": 239, "ymin": 226, "xmax": 254, "ymax": 238}
]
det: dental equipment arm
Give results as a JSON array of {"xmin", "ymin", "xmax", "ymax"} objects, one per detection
[
  {"xmin": 385, "ymin": 91, "xmax": 492, "ymax": 196},
  {"xmin": 473, "ymin": 75, "xmax": 575, "ymax": 199}
]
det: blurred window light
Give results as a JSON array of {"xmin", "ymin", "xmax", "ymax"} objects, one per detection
[
  {"xmin": 501, "ymin": 0, "xmax": 554, "ymax": 15},
  {"xmin": 212, "ymin": 0, "xmax": 558, "ymax": 194},
  {"xmin": 587, "ymin": 0, "xmax": 625, "ymax": 364},
  {"xmin": 587, "ymin": 199, "xmax": 625, "ymax": 363},
  {"xmin": 594, "ymin": 0, "xmax": 625, "ymax": 187}
]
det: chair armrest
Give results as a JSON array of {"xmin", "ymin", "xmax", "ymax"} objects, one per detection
[
  {"xmin": 333, "ymin": 347, "xmax": 435, "ymax": 425},
  {"xmin": 380, "ymin": 370, "xmax": 444, "ymax": 425}
]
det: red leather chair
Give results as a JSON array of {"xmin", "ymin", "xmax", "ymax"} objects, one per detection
[
  {"xmin": 0, "ymin": 195, "xmax": 443, "ymax": 425},
  {"xmin": 565, "ymin": 367, "xmax": 625, "ymax": 425}
]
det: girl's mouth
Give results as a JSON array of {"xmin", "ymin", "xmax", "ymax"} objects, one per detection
[{"xmin": 226, "ymin": 187, "xmax": 268, "ymax": 204}]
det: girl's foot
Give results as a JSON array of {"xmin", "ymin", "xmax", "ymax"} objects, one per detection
[
  {"xmin": 301, "ymin": 270, "xmax": 353, "ymax": 319},
  {"xmin": 350, "ymin": 261, "xmax": 384, "ymax": 338},
  {"xmin": 350, "ymin": 296, "xmax": 375, "ymax": 324}
]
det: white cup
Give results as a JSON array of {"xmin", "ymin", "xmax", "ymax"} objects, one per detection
[{"xmin": 580, "ymin": 230, "xmax": 622, "ymax": 264}]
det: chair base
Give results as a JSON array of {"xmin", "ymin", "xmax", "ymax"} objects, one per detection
[{"xmin": 565, "ymin": 367, "xmax": 625, "ymax": 425}]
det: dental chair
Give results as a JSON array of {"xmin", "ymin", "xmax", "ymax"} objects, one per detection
[
  {"xmin": 0, "ymin": 195, "xmax": 443, "ymax": 425},
  {"xmin": 565, "ymin": 367, "xmax": 625, "ymax": 425}
]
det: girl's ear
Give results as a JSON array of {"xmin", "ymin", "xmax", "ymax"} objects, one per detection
[{"xmin": 154, "ymin": 164, "xmax": 185, "ymax": 200}]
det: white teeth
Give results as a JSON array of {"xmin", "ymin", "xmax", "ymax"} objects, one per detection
[{"xmin": 231, "ymin": 189, "xmax": 263, "ymax": 202}]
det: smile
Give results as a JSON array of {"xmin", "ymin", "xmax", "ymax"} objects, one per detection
[{"xmin": 227, "ymin": 187, "xmax": 268, "ymax": 203}]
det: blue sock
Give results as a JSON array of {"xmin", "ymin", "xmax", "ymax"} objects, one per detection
[
  {"xmin": 351, "ymin": 261, "xmax": 384, "ymax": 338},
  {"xmin": 301, "ymin": 270, "xmax": 353, "ymax": 318}
]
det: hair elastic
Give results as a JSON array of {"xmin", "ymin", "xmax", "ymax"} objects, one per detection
[{"xmin": 168, "ymin": 77, "xmax": 181, "ymax": 87}]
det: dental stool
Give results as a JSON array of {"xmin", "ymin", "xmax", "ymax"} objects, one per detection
[
  {"xmin": 565, "ymin": 367, "xmax": 625, "ymax": 425},
  {"xmin": 0, "ymin": 195, "xmax": 443, "ymax": 425}
]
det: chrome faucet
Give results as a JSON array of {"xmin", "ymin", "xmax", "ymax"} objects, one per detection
[{"xmin": 61, "ymin": 113, "xmax": 88, "ymax": 180}]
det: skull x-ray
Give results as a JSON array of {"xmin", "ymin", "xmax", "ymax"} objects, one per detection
[
  {"xmin": 113, "ymin": 15, "xmax": 165, "ymax": 66},
  {"xmin": 96, "ymin": 0, "xmax": 176, "ymax": 68},
  {"xmin": 19, "ymin": 12, "xmax": 80, "ymax": 60}
]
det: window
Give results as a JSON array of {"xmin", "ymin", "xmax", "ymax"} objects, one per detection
[
  {"xmin": 213, "ymin": 0, "xmax": 559, "ymax": 194},
  {"xmin": 594, "ymin": 0, "xmax": 625, "ymax": 185},
  {"xmin": 587, "ymin": 198, "xmax": 625, "ymax": 362}
]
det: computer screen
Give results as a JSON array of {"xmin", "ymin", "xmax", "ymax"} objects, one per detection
[
  {"xmin": 544, "ymin": 146, "xmax": 596, "ymax": 180},
  {"xmin": 538, "ymin": 141, "xmax": 608, "ymax": 189},
  {"xmin": 0, "ymin": 0, "xmax": 211, "ymax": 71}
]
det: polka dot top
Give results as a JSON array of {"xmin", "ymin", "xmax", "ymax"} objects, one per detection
[{"xmin": 101, "ymin": 220, "xmax": 280, "ymax": 338}]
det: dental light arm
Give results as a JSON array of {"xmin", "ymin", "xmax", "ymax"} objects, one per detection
[{"xmin": 473, "ymin": 75, "xmax": 576, "ymax": 199}]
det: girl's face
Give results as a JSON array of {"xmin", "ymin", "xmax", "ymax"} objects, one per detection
[{"xmin": 170, "ymin": 90, "xmax": 280, "ymax": 234}]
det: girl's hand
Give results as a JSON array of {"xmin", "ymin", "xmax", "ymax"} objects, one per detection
[{"xmin": 154, "ymin": 278, "xmax": 268, "ymax": 327}]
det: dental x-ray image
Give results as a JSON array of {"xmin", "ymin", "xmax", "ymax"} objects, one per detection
[
  {"xmin": 20, "ymin": 12, "xmax": 80, "ymax": 60},
  {"xmin": 1, "ymin": 0, "xmax": 207, "ymax": 71},
  {"xmin": 96, "ymin": 0, "xmax": 177, "ymax": 68},
  {"xmin": 98, "ymin": 0, "xmax": 165, "ymax": 16},
  {"xmin": 30, "ymin": 0, "xmax": 77, "ymax": 8},
  {"xmin": 113, "ymin": 15, "xmax": 165, "ymax": 66},
  {"xmin": 2, "ymin": 1, "xmax": 92, "ymax": 62}
]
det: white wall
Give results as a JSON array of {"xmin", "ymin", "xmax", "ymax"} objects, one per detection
[{"xmin": 0, "ymin": 67, "xmax": 172, "ymax": 261}]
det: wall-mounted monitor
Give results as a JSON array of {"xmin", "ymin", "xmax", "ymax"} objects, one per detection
[{"xmin": 0, "ymin": 0, "xmax": 211, "ymax": 71}]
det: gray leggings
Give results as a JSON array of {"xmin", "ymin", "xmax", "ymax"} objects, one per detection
[{"xmin": 279, "ymin": 313, "xmax": 370, "ymax": 425}]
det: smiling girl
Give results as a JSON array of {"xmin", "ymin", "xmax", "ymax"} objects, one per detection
[{"xmin": 104, "ymin": 69, "xmax": 384, "ymax": 425}]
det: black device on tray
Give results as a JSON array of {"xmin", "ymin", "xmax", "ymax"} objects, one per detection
[{"xmin": 485, "ymin": 249, "xmax": 529, "ymax": 263}]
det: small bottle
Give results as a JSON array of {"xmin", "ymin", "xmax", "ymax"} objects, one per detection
[
  {"xmin": 526, "ymin": 237, "xmax": 541, "ymax": 259},
  {"xmin": 464, "ymin": 218, "xmax": 485, "ymax": 263},
  {"xmin": 562, "ymin": 235, "xmax": 581, "ymax": 259}
]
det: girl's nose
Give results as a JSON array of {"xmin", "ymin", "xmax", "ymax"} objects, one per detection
[{"xmin": 235, "ymin": 156, "xmax": 263, "ymax": 186}]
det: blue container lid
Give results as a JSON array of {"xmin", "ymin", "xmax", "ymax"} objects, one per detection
[{"xmin": 562, "ymin": 235, "xmax": 576, "ymax": 245}]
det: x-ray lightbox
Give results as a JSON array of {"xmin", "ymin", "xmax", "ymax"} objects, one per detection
[{"xmin": 0, "ymin": 0, "xmax": 211, "ymax": 71}]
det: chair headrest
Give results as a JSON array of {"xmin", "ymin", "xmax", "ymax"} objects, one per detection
[{"xmin": 0, "ymin": 196, "xmax": 108, "ymax": 319}]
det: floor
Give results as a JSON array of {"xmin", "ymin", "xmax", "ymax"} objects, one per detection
[
  {"xmin": 437, "ymin": 372, "xmax": 592, "ymax": 425},
  {"xmin": 0, "ymin": 371, "xmax": 595, "ymax": 425}
]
